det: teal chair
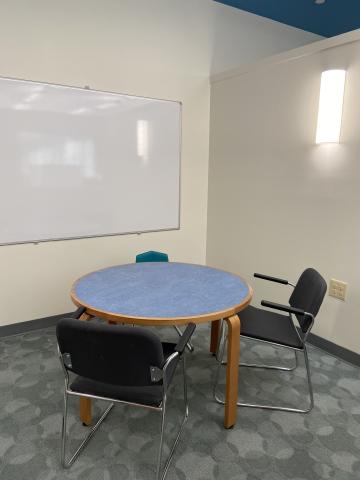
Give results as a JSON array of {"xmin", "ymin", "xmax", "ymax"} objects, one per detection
[
  {"xmin": 136, "ymin": 251, "xmax": 194, "ymax": 352},
  {"xmin": 136, "ymin": 251, "xmax": 169, "ymax": 263}
]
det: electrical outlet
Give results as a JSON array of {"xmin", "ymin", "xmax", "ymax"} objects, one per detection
[{"xmin": 329, "ymin": 278, "xmax": 347, "ymax": 301}]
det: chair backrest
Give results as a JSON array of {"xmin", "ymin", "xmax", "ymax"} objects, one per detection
[
  {"xmin": 289, "ymin": 268, "xmax": 327, "ymax": 333},
  {"xmin": 136, "ymin": 250, "xmax": 169, "ymax": 263},
  {"xmin": 56, "ymin": 319, "xmax": 165, "ymax": 386}
]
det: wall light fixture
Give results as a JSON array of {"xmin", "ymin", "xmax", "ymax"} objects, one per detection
[{"xmin": 316, "ymin": 69, "xmax": 346, "ymax": 144}]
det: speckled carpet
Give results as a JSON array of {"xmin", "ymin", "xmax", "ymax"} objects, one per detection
[{"xmin": 0, "ymin": 323, "xmax": 359, "ymax": 480}]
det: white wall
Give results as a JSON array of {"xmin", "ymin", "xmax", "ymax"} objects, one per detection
[
  {"xmin": 209, "ymin": 3, "xmax": 322, "ymax": 74},
  {"xmin": 0, "ymin": 0, "xmax": 320, "ymax": 326},
  {"xmin": 207, "ymin": 31, "xmax": 360, "ymax": 354}
]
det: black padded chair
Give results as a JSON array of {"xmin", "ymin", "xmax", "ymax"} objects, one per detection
[
  {"xmin": 214, "ymin": 268, "xmax": 327, "ymax": 413},
  {"xmin": 56, "ymin": 318, "xmax": 195, "ymax": 480}
]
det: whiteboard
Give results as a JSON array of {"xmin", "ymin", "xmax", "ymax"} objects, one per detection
[{"xmin": 0, "ymin": 77, "xmax": 181, "ymax": 245}]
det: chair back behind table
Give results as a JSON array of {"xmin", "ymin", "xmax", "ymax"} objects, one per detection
[{"xmin": 136, "ymin": 251, "xmax": 169, "ymax": 263}]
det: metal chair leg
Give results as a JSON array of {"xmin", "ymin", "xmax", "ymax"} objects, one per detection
[
  {"xmin": 60, "ymin": 355, "xmax": 189, "ymax": 478},
  {"xmin": 61, "ymin": 391, "xmax": 114, "ymax": 468},
  {"xmin": 303, "ymin": 345, "xmax": 314, "ymax": 412},
  {"xmin": 60, "ymin": 389, "xmax": 68, "ymax": 465},
  {"xmin": 215, "ymin": 326, "xmax": 298, "ymax": 371},
  {"xmin": 156, "ymin": 394, "xmax": 167, "ymax": 480},
  {"xmin": 240, "ymin": 353, "xmax": 298, "ymax": 371},
  {"xmin": 157, "ymin": 356, "xmax": 189, "ymax": 480},
  {"xmin": 213, "ymin": 333, "xmax": 314, "ymax": 413},
  {"xmin": 234, "ymin": 347, "xmax": 314, "ymax": 413},
  {"xmin": 174, "ymin": 326, "xmax": 194, "ymax": 353}
]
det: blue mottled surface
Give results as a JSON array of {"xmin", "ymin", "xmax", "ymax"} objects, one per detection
[{"xmin": 73, "ymin": 263, "xmax": 249, "ymax": 318}]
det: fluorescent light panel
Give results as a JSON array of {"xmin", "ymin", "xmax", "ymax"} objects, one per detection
[{"xmin": 316, "ymin": 69, "xmax": 346, "ymax": 144}]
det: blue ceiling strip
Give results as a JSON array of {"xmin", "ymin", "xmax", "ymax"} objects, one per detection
[{"xmin": 215, "ymin": 0, "xmax": 360, "ymax": 38}]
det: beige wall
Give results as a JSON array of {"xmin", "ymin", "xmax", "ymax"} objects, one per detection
[
  {"xmin": 208, "ymin": 3, "xmax": 322, "ymax": 74},
  {"xmin": 207, "ymin": 32, "xmax": 360, "ymax": 354},
  {"xmin": 0, "ymin": 0, "xmax": 320, "ymax": 326}
]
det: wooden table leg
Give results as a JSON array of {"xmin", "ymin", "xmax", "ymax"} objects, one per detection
[
  {"xmin": 79, "ymin": 312, "xmax": 93, "ymax": 425},
  {"xmin": 210, "ymin": 319, "xmax": 221, "ymax": 354},
  {"xmin": 79, "ymin": 312, "xmax": 92, "ymax": 322},
  {"xmin": 79, "ymin": 397, "xmax": 92, "ymax": 426},
  {"xmin": 224, "ymin": 314, "xmax": 241, "ymax": 429}
]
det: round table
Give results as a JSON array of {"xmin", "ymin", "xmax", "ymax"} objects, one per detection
[{"xmin": 71, "ymin": 262, "xmax": 252, "ymax": 428}]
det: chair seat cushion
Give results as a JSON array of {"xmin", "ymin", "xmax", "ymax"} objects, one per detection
[
  {"xmin": 239, "ymin": 305, "xmax": 303, "ymax": 349},
  {"xmin": 69, "ymin": 341, "xmax": 177, "ymax": 407}
]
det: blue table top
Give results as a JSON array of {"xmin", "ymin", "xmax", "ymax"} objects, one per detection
[{"xmin": 72, "ymin": 262, "xmax": 251, "ymax": 321}]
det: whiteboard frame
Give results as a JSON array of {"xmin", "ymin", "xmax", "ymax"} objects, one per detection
[{"xmin": 0, "ymin": 75, "xmax": 182, "ymax": 246}]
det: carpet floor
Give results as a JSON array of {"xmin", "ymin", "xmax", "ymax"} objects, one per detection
[{"xmin": 0, "ymin": 323, "xmax": 359, "ymax": 480}]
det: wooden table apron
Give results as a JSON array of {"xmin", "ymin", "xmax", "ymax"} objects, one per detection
[{"xmin": 70, "ymin": 262, "xmax": 253, "ymax": 429}]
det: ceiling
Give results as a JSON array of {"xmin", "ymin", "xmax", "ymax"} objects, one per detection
[{"xmin": 216, "ymin": 0, "xmax": 360, "ymax": 38}]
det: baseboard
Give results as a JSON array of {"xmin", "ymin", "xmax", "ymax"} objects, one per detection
[
  {"xmin": 0, "ymin": 312, "xmax": 73, "ymax": 338},
  {"xmin": 306, "ymin": 332, "xmax": 360, "ymax": 367},
  {"xmin": 1, "ymin": 313, "xmax": 359, "ymax": 367}
]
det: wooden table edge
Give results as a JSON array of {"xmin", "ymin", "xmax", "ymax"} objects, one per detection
[{"xmin": 70, "ymin": 281, "xmax": 253, "ymax": 326}]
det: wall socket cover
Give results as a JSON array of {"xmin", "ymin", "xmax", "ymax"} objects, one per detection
[{"xmin": 329, "ymin": 278, "xmax": 347, "ymax": 301}]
